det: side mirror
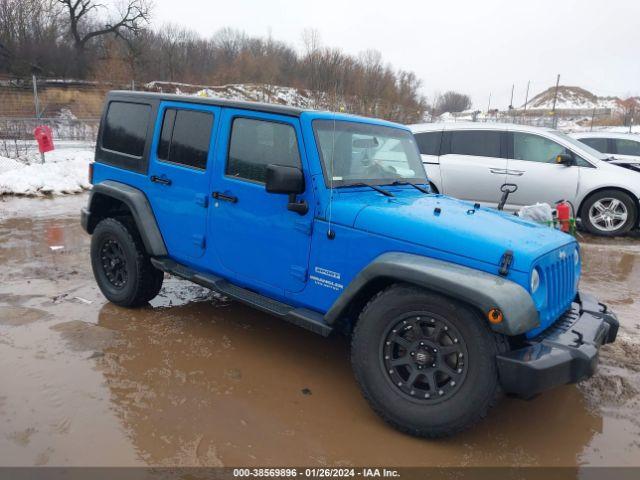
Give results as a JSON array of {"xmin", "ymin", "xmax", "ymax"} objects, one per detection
[
  {"xmin": 555, "ymin": 153, "xmax": 575, "ymax": 166},
  {"xmin": 265, "ymin": 164, "xmax": 308, "ymax": 215},
  {"xmin": 266, "ymin": 164, "xmax": 305, "ymax": 194}
]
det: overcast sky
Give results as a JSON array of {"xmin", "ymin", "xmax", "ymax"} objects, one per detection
[{"xmin": 153, "ymin": 0, "xmax": 640, "ymax": 109}]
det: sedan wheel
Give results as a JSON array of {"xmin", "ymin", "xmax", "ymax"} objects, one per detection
[
  {"xmin": 588, "ymin": 198, "xmax": 628, "ymax": 233},
  {"xmin": 581, "ymin": 189, "xmax": 637, "ymax": 236}
]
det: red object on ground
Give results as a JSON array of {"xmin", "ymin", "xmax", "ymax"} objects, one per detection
[
  {"xmin": 33, "ymin": 125, "xmax": 54, "ymax": 154},
  {"xmin": 556, "ymin": 201, "xmax": 571, "ymax": 232}
]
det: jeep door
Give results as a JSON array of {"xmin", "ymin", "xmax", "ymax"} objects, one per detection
[
  {"xmin": 504, "ymin": 131, "xmax": 579, "ymax": 208},
  {"xmin": 437, "ymin": 129, "xmax": 508, "ymax": 207},
  {"xmin": 147, "ymin": 102, "xmax": 220, "ymax": 261},
  {"xmin": 209, "ymin": 110, "xmax": 313, "ymax": 294}
]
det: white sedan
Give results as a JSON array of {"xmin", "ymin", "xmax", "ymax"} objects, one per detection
[
  {"xmin": 410, "ymin": 122, "xmax": 640, "ymax": 236},
  {"xmin": 569, "ymin": 131, "xmax": 640, "ymax": 173}
]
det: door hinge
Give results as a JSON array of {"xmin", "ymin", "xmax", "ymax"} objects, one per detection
[
  {"xmin": 192, "ymin": 234, "xmax": 206, "ymax": 249},
  {"xmin": 294, "ymin": 220, "xmax": 313, "ymax": 236},
  {"xmin": 195, "ymin": 193, "xmax": 209, "ymax": 208},
  {"xmin": 290, "ymin": 265, "xmax": 307, "ymax": 282}
]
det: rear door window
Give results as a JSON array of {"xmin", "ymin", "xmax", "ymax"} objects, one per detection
[
  {"xmin": 579, "ymin": 137, "xmax": 609, "ymax": 153},
  {"xmin": 449, "ymin": 130, "xmax": 501, "ymax": 158},
  {"xmin": 102, "ymin": 102, "xmax": 151, "ymax": 157},
  {"xmin": 414, "ymin": 131, "xmax": 442, "ymax": 156},
  {"xmin": 157, "ymin": 108, "xmax": 213, "ymax": 170},
  {"xmin": 613, "ymin": 138, "xmax": 640, "ymax": 156}
]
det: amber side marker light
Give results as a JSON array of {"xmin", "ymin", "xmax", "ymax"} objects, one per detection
[
  {"xmin": 88, "ymin": 162, "xmax": 94, "ymax": 184},
  {"xmin": 488, "ymin": 308, "xmax": 504, "ymax": 324}
]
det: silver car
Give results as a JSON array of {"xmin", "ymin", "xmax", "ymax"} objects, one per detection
[
  {"xmin": 569, "ymin": 131, "xmax": 640, "ymax": 172},
  {"xmin": 410, "ymin": 122, "xmax": 640, "ymax": 236}
]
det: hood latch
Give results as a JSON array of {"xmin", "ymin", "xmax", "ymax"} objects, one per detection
[{"xmin": 499, "ymin": 250, "xmax": 514, "ymax": 276}]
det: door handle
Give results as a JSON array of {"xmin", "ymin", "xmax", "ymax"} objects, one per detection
[
  {"xmin": 212, "ymin": 191, "xmax": 238, "ymax": 203},
  {"xmin": 489, "ymin": 168, "xmax": 508, "ymax": 174},
  {"xmin": 506, "ymin": 170, "xmax": 524, "ymax": 176},
  {"xmin": 150, "ymin": 175, "xmax": 172, "ymax": 186}
]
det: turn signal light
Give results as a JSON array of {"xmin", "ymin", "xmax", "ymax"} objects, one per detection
[
  {"xmin": 88, "ymin": 162, "xmax": 94, "ymax": 184},
  {"xmin": 487, "ymin": 308, "xmax": 504, "ymax": 324}
]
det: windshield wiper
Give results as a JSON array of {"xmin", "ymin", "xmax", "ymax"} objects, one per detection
[
  {"xmin": 390, "ymin": 180, "xmax": 430, "ymax": 194},
  {"xmin": 350, "ymin": 182, "xmax": 394, "ymax": 197}
]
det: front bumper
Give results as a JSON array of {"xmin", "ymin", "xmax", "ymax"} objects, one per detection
[{"xmin": 497, "ymin": 292, "xmax": 618, "ymax": 398}]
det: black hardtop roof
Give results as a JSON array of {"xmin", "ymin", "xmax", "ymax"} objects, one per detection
[{"xmin": 107, "ymin": 90, "xmax": 307, "ymax": 117}]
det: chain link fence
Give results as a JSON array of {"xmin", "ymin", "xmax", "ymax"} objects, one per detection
[{"xmin": 0, "ymin": 116, "xmax": 98, "ymax": 172}]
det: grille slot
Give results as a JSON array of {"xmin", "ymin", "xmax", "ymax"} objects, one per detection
[{"xmin": 538, "ymin": 248, "xmax": 576, "ymax": 329}]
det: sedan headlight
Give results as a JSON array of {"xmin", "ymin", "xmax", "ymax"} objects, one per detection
[{"xmin": 531, "ymin": 268, "xmax": 541, "ymax": 293}]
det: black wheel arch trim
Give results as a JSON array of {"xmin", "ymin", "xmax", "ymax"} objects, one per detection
[
  {"xmin": 81, "ymin": 180, "xmax": 168, "ymax": 257},
  {"xmin": 324, "ymin": 252, "xmax": 539, "ymax": 336}
]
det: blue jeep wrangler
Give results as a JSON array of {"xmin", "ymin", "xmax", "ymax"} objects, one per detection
[{"xmin": 82, "ymin": 91, "xmax": 618, "ymax": 437}]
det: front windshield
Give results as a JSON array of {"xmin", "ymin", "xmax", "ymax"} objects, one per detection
[
  {"xmin": 313, "ymin": 120, "xmax": 426, "ymax": 186},
  {"xmin": 553, "ymin": 131, "xmax": 609, "ymax": 160}
]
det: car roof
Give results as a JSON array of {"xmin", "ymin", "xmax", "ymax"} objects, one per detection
[
  {"xmin": 409, "ymin": 122, "xmax": 556, "ymax": 134},
  {"xmin": 569, "ymin": 131, "xmax": 640, "ymax": 140},
  {"xmin": 109, "ymin": 90, "xmax": 306, "ymax": 116},
  {"xmin": 106, "ymin": 90, "xmax": 406, "ymax": 129}
]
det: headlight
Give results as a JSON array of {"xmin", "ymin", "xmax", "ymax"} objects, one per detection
[
  {"xmin": 530, "ymin": 268, "xmax": 540, "ymax": 293},
  {"xmin": 574, "ymin": 248, "xmax": 580, "ymax": 267}
]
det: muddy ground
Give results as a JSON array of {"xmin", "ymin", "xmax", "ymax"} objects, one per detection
[{"xmin": 0, "ymin": 194, "xmax": 639, "ymax": 468}]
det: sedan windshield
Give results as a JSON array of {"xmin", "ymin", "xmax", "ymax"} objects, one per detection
[{"xmin": 313, "ymin": 120, "xmax": 427, "ymax": 186}]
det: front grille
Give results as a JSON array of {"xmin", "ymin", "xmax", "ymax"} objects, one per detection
[
  {"xmin": 534, "ymin": 247, "xmax": 577, "ymax": 335},
  {"xmin": 534, "ymin": 304, "xmax": 579, "ymax": 341}
]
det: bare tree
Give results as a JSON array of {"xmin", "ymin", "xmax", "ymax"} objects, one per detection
[
  {"xmin": 434, "ymin": 91, "xmax": 472, "ymax": 115},
  {"xmin": 57, "ymin": 0, "xmax": 151, "ymax": 75}
]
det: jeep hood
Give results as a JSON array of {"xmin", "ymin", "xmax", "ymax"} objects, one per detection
[{"xmin": 330, "ymin": 191, "xmax": 575, "ymax": 273}]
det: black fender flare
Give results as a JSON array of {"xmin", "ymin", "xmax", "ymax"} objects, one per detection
[
  {"xmin": 324, "ymin": 252, "xmax": 539, "ymax": 336},
  {"xmin": 81, "ymin": 180, "xmax": 168, "ymax": 257}
]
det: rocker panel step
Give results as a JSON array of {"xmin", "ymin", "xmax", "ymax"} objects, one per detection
[{"xmin": 150, "ymin": 258, "xmax": 333, "ymax": 337}]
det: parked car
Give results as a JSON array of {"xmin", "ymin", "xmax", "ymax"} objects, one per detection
[
  {"xmin": 410, "ymin": 122, "xmax": 640, "ymax": 236},
  {"xmin": 569, "ymin": 131, "xmax": 640, "ymax": 172},
  {"xmin": 82, "ymin": 92, "xmax": 618, "ymax": 438}
]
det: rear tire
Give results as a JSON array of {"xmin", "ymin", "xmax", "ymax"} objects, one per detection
[
  {"xmin": 351, "ymin": 284, "xmax": 503, "ymax": 438},
  {"xmin": 580, "ymin": 190, "xmax": 637, "ymax": 236},
  {"xmin": 91, "ymin": 217, "xmax": 164, "ymax": 307}
]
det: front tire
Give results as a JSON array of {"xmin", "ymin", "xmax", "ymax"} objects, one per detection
[
  {"xmin": 91, "ymin": 217, "xmax": 164, "ymax": 307},
  {"xmin": 351, "ymin": 285, "xmax": 503, "ymax": 438},
  {"xmin": 581, "ymin": 190, "xmax": 637, "ymax": 236}
]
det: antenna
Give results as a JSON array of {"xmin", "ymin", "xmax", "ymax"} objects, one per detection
[{"xmin": 326, "ymin": 87, "xmax": 338, "ymax": 240}]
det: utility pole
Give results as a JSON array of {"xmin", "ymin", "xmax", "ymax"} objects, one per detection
[
  {"xmin": 523, "ymin": 80, "xmax": 530, "ymax": 113},
  {"xmin": 551, "ymin": 74, "xmax": 561, "ymax": 128},
  {"xmin": 630, "ymin": 107, "xmax": 635, "ymax": 134},
  {"xmin": 487, "ymin": 92, "xmax": 492, "ymax": 118},
  {"xmin": 32, "ymin": 74, "xmax": 40, "ymax": 119},
  {"xmin": 509, "ymin": 84, "xmax": 515, "ymax": 122},
  {"xmin": 32, "ymin": 73, "xmax": 45, "ymax": 164},
  {"xmin": 590, "ymin": 107, "xmax": 596, "ymax": 132}
]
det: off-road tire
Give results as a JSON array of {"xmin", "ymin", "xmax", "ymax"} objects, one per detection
[
  {"xmin": 91, "ymin": 217, "xmax": 164, "ymax": 307},
  {"xmin": 580, "ymin": 189, "xmax": 637, "ymax": 237},
  {"xmin": 351, "ymin": 284, "xmax": 505, "ymax": 438}
]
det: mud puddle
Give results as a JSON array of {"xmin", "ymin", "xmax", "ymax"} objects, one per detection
[{"xmin": 0, "ymin": 195, "xmax": 639, "ymax": 467}]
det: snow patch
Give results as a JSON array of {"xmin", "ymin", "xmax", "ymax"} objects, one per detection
[
  {"xmin": 0, "ymin": 143, "xmax": 94, "ymax": 196},
  {"xmin": 0, "ymin": 156, "xmax": 23, "ymax": 174}
]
